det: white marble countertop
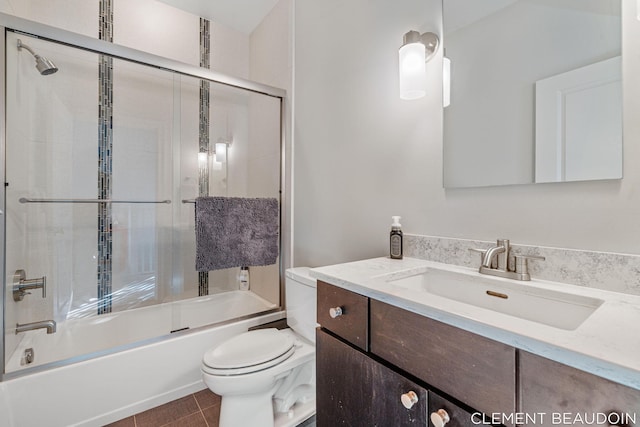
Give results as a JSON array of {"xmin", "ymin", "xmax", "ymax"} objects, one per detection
[{"xmin": 310, "ymin": 257, "xmax": 640, "ymax": 390}]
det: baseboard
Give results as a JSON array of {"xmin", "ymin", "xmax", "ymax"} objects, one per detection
[{"xmin": 72, "ymin": 381, "xmax": 207, "ymax": 427}]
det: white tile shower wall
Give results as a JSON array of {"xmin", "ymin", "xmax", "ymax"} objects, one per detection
[
  {"xmin": 405, "ymin": 234, "xmax": 640, "ymax": 296},
  {"xmin": 0, "ymin": 0, "xmax": 250, "ymax": 72},
  {"xmin": 5, "ymin": 32, "xmax": 100, "ymax": 361},
  {"xmin": 247, "ymin": 94, "xmax": 282, "ymax": 304},
  {"xmin": 0, "ymin": 0, "xmax": 99, "ymax": 38},
  {"xmin": 114, "ymin": 0, "xmax": 199, "ymax": 66},
  {"xmin": 111, "ymin": 58, "xmax": 175, "ymax": 311},
  {"xmin": 250, "ymin": 0, "xmax": 292, "ymax": 90},
  {"xmin": 251, "ymin": 0, "xmax": 293, "ymax": 286},
  {"xmin": 2, "ymin": 0, "xmax": 286, "ymax": 362}
]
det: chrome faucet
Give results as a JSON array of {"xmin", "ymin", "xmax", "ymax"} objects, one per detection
[
  {"xmin": 13, "ymin": 269, "xmax": 47, "ymax": 302},
  {"xmin": 16, "ymin": 320, "xmax": 57, "ymax": 334},
  {"xmin": 481, "ymin": 239, "xmax": 509, "ymax": 270},
  {"xmin": 470, "ymin": 239, "xmax": 544, "ymax": 281}
]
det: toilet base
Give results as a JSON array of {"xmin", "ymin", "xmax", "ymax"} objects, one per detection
[
  {"xmin": 274, "ymin": 399, "xmax": 316, "ymax": 427},
  {"xmin": 219, "ymin": 381, "xmax": 281, "ymax": 427}
]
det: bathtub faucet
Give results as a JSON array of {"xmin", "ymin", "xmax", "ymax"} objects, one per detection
[
  {"xmin": 16, "ymin": 320, "xmax": 57, "ymax": 334},
  {"xmin": 13, "ymin": 269, "xmax": 47, "ymax": 301}
]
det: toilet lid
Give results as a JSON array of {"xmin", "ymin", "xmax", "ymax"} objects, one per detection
[{"xmin": 203, "ymin": 329, "xmax": 295, "ymax": 373}]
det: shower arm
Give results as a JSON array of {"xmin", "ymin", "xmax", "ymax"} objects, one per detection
[{"xmin": 17, "ymin": 39, "xmax": 37, "ymax": 57}]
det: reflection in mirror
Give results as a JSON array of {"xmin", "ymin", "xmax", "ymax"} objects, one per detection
[{"xmin": 443, "ymin": 0, "xmax": 622, "ymax": 188}]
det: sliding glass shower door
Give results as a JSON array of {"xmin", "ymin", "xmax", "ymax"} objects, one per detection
[{"xmin": 3, "ymin": 31, "xmax": 282, "ymax": 373}]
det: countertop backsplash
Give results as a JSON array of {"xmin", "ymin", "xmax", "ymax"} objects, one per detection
[{"xmin": 405, "ymin": 234, "xmax": 640, "ymax": 296}]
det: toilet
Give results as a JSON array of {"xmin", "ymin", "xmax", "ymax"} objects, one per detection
[{"xmin": 202, "ymin": 267, "xmax": 317, "ymax": 427}]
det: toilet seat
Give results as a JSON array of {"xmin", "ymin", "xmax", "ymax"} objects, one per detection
[{"xmin": 202, "ymin": 329, "xmax": 295, "ymax": 376}]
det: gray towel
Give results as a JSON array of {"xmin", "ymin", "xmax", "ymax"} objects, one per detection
[{"xmin": 195, "ymin": 196, "xmax": 279, "ymax": 271}]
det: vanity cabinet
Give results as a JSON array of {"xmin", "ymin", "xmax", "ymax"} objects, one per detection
[
  {"xmin": 316, "ymin": 280, "xmax": 640, "ymax": 427},
  {"xmin": 519, "ymin": 351, "xmax": 640, "ymax": 426}
]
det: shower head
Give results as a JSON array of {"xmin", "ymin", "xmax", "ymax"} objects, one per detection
[{"xmin": 17, "ymin": 39, "xmax": 58, "ymax": 75}]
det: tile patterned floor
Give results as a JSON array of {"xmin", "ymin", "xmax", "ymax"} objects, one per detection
[
  {"xmin": 105, "ymin": 389, "xmax": 221, "ymax": 427},
  {"xmin": 105, "ymin": 389, "xmax": 316, "ymax": 427}
]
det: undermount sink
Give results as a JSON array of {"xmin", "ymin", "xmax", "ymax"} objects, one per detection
[{"xmin": 386, "ymin": 268, "xmax": 604, "ymax": 330}]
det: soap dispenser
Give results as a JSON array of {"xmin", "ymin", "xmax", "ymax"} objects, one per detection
[{"xmin": 390, "ymin": 216, "xmax": 403, "ymax": 260}]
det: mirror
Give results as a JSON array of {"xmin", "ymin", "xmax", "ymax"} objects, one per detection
[{"xmin": 443, "ymin": 0, "xmax": 622, "ymax": 188}]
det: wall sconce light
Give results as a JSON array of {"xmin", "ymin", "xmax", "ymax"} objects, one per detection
[
  {"xmin": 399, "ymin": 30, "xmax": 440, "ymax": 100},
  {"xmin": 215, "ymin": 142, "xmax": 227, "ymax": 163},
  {"xmin": 214, "ymin": 137, "xmax": 232, "ymax": 165},
  {"xmin": 443, "ymin": 55, "xmax": 451, "ymax": 108}
]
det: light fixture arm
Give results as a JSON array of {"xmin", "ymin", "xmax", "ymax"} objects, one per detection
[{"xmin": 403, "ymin": 31, "xmax": 440, "ymax": 62}]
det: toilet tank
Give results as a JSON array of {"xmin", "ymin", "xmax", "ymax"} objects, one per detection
[{"xmin": 285, "ymin": 267, "xmax": 317, "ymax": 343}]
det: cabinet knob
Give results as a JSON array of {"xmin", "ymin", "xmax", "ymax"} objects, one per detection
[
  {"xmin": 400, "ymin": 391, "xmax": 418, "ymax": 409},
  {"xmin": 430, "ymin": 409, "xmax": 450, "ymax": 427},
  {"xmin": 329, "ymin": 307, "xmax": 343, "ymax": 318}
]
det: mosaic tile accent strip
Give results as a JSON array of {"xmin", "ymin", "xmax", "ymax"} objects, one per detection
[
  {"xmin": 99, "ymin": 0, "xmax": 113, "ymax": 42},
  {"xmin": 98, "ymin": 0, "xmax": 114, "ymax": 314},
  {"xmin": 405, "ymin": 234, "xmax": 640, "ymax": 296},
  {"xmin": 198, "ymin": 18, "xmax": 211, "ymax": 296}
]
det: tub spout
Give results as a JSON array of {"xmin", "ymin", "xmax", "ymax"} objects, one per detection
[{"xmin": 16, "ymin": 320, "xmax": 57, "ymax": 334}]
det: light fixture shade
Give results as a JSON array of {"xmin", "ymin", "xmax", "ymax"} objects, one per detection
[
  {"xmin": 399, "ymin": 42, "xmax": 427, "ymax": 100},
  {"xmin": 443, "ymin": 56, "xmax": 451, "ymax": 108},
  {"xmin": 215, "ymin": 142, "xmax": 227, "ymax": 163}
]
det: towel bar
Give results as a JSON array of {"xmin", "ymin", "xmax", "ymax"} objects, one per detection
[{"xmin": 19, "ymin": 198, "xmax": 171, "ymax": 204}]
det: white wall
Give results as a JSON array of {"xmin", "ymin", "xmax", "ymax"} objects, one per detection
[
  {"xmin": 294, "ymin": 0, "xmax": 440, "ymax": 266},
  {"xmin": 293, "ymin": 0, "xmax": 640, "ymax": 268},
  {"xmin": 249, "ymin": 0, "xmax": 293, "ymax": 303}
]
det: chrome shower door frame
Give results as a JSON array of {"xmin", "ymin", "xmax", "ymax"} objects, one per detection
[
  {"xmin": 0, "ymin": 12, "xmax": 289, "ymax": 380},
  {"xmin": 0, "ymin": 26, "xmax": 6, "ymax": 383}
]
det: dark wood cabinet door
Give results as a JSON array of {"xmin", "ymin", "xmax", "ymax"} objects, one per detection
[
  {"xmin": 317, "ymin": 329, "xmax": 427, "ymax": 426},
  {"xmin": 317, "ymin": 281, "xmax": 368, "ymax": 350},
  {"xmin": 519, "ymin": 351, "xmax": 640, "ymax": 427}
]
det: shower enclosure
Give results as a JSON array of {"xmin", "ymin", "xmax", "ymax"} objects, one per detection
[{"xmin": 1, "ymin": 16, "xmax": 286, "ymax": 376}]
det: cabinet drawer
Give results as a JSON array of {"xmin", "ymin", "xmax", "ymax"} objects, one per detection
[
  {"xmin": 317, "ymin": 329, "xmax": 427, "ymax": 426},
  {"xmin": 317, "ymin": 281, "xmax": 368, "ymax": 350},
  {"xmin": 370, "ymin": 300, "xmax": 516, "ymax": 420},
  {"xmin": 519, "ymin": 351, "xmax": 640, "ymax": 427}
]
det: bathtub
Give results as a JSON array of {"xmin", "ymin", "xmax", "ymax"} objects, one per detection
[
  {"xmin": 5, "ymin": 290, "xmax": 277, "ymax": 372},
  {"xmin": 0, "ymin": 291, "xmax": 284, "ymax": 427}
]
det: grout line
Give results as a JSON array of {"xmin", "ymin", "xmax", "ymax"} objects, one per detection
[
  {"xmin": 194, "ymin": 392, "xmax": 203, "ymax": 412},
  {"xmin": 193, "ymin": 393, "xmax": 210, "ymax": 427}
]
